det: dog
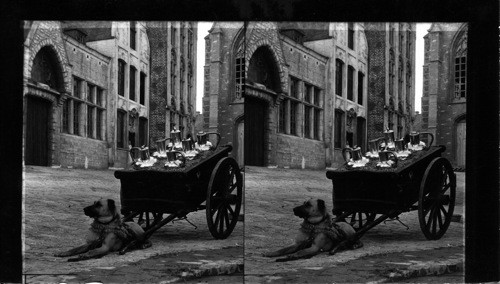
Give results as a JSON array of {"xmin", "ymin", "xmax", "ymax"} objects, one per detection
[
  {"xmin": 263, "ymin": 198, "xmax": 363, "ymax": 262},
  {"xmin": 54, "ymin": 198, "xmax": 151, "ymax": 262}
]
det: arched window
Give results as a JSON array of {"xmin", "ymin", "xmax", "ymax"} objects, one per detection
[
  {"xmin": 31, "ymin": 46, "xmax": 62, "ymax": 90},
  {"xmin": 453, "ymin": 31, "xmax": 467, "ymax": 101},
  {"xmin": 234, "ymin": 31, "xmax": 245, "ymax": 100}
]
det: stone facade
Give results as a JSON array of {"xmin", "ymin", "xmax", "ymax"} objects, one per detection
[
  {"xmin": 204, "ymin": 22, "xmax": 369, "ymax": 169},
  {"xmin": 203, "ymin": 23, "xmax": 245, "ymax": 166},
  {"xmin": 421, "ymin": 23, "xmax": 467, "ymax": 167},
  {"xmin": 23, "ymin": 21, "xmax": 112, "ymax": 169},
  {"xmin": 365, "ymin": 23, "xmax": 416, "ymax": 145},
  {"xmin": 23, "ymin": 21, "xmax": 152, "ymax": 169},
  {"xmin": 147, "ymin": 22, "xmax": 198, "ymax": 146}
]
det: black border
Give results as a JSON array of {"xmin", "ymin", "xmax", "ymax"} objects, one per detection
[{"xmin": 2, "ymin": 0, "xmax": 498, "ymax": 283}]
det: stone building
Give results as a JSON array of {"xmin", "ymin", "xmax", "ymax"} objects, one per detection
[
  {"xmin": 147, "ymin": 22, "xmax": 198, "ymax": 145},
  {"xmin": 203, "ymin": 22, "xmax": 369, "ymax": 169},
  {"xmin": 23, "ymin": 21, "xmax": 151, "ymax": 169},
  {"xmin": 421, "ymin": 23, "xmax": 467, "ymax": 168},
  {"xmin": 364, "ymin": 23, "xmax": 417, "ymax": 144}
]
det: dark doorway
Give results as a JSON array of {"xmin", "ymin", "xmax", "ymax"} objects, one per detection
[
  {"xmin": 245, "ymin": 97, "xmax": 267, "ymax": 166},
  {"xmin": 25, "ymin": 96, "xmax": 50, "ymax": 166}
]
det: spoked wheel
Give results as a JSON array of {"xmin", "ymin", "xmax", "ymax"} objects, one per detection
[
  {"xmin": 418, "ymin": 157, "xmax": 456, "ymax": 240},
  {"xmin": 345, "ymin": 212, "xmax": 377, "ymax": 231},
  {"xmin": 206, "ymin": 157, "xmax": 243, "ymax": 239}
]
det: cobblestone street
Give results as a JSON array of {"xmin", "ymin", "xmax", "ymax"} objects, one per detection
[
  {"xmin": 23, "ymin": 166, "xmax": 243, "ymax": 283},
  {"xmin": 244, "ymin": 166, "xmax": 465, "ymax": 283}
]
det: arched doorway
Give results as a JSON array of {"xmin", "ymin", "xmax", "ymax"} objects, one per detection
[
  {"xmin": 455, "ymin": 117, "xmax": 466, "ymax": 168},
  {"xmin": 25, "ymin": 46, "xmax": 65, "ymax": 166},
  {"xmin": 244, "ymin": 46, "xmax": 282, "ymax": 167}
]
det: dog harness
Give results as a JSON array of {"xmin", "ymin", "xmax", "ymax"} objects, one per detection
[
  {"xmin": 300, "ymin": 214, "xmax": 347, "ymax": 243},
  {"xmin": 89, "ymin": 216, "xmax": 136, "ymax": 244}
]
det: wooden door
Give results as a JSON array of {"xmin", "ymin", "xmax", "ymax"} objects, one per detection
[
  {"xmin": 456, "ymin": 120, "xmax": 466, "ymax": 167},
  {"xmin": 25, "ymin": 96, "xmax": 50, "ymax": 166},
  {"xmin": 245, "ymin": 97, "xmax": 266, "ymax": 166}
]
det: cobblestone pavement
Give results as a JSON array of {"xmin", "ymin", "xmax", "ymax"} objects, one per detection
[
  {"xmin": 244, "ymin": 166, "xmax": 465, "ymax": 283},
  {"xmin": 23, "ymin": 165, "xmax": 243, "ymax": 283}
]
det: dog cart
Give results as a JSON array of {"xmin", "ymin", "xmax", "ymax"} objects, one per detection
[
  {"xmin": 326, "ymin": 145, "xmax": 456, "ymax": 251},
  {"xmin": 114, "ymin": 144, "xmax": 242, "ymax": 254}
]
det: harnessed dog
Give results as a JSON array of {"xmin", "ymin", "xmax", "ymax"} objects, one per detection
[
  {"xmin": 263, "ymin": 198, "xmax": 363, "ymax": 262},
  {"xmin": 54, "ymin": 198, "xmax": 151, "ymax": 262}
]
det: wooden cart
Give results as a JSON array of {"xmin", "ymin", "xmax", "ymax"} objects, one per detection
[
  {"xmin": 114, "ymin": 145, "xmax": 242, "ymax": 254},
  {"xmin": 326, "ymin": 146, "xmax": 456, "ymax": 245}
]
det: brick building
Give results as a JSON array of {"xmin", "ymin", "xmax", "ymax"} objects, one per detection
[
  {"xmin": 364, "ymin": 23, "xmax": 417, "ymax": 145},
  {"xmin": 204, "ymin": 22, "xmax": 369, "ymax": 169},
  {"xmin": 421, "ymin": 23, "xmax": 467, "ymax": 168},
  {"xmin": 23, "ymin": 21, "xmax": 151, "ymax": 169},
  {"xmin": 147, "ymin": 22, "xmax": 198, "ymax": 145}
]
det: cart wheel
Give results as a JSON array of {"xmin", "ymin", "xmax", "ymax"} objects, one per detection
[
  {"xmin": 345, "ymin": 212, "xmax": 376, "ymax": 231},
  {"xmin": 206, "ymin": 157, "xmax": 243, "ymax": 239},
  {"xmin": 418, "ymin": 157, "xmax": 456, "ymax": 240}
]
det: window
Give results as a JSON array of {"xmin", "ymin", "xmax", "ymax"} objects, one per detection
[
  {"xmin": 130, "ymin": 21, "xmax": 136, "ymax": 50},
  {"xmin": 117, "ymin": 110, "xmax": 126, "ymax": 148},
  {"xmin": 87, "ymin": 105, "xmax": 94, "ymax": 138},
  {"xmin": 347, "ymin": 65, "xmax": 355, "ymax": 101},
  {"xmin": 188, "ymin": 27, "xmax": 194, "ymax": 60},
  {"xmin": 171, "ymin": 24, "xmax": 176, "ymax": 46},
  {"xmin": 130, "ymin": 66, "xmax": 136, "ymax": 101},
  {"xmin": 304, "ymin": 106, "xmax": 311, "ymax": 138},
  {"xmin": 399, "ymin": 32, "xmax": 404, "ymax": 53},
  {"xmin": 87, "ymin": 83, "xmax": 95, "ymax": 103},
  {"xmin": 97, "ymin": 88, "xmax": 104, "ymax": 107},
  {"xmin": 358, "ymin": 72, "xmax": 364, "ymax": 105},
  {"xmin": 171, "ymin": 49, "xmax": 176, "ymax": 96},
  {"xmin": 73, "ymin": 101, "xmax": 80, "ymax": 135},
  {"xmin": 73, "ymin": 76, "xmax": 82, "ymax": 98},
  {"xmin": 388, "ymin": 111, "xmax": 394, "ymax": 131},
  {"xmin": 96, "ymin": 109, "xmax": 103, "ymax": 140},
  {"xmin": 118, "ymin": 60, "xmax": 126, "ymax": 97},
  {"xmin": 62, "ymin": 99, "xmax": 70, "ymax": 133},
  {"xmin": 406, "ymin": 66, "xmax": 412, "ymax": 105},
  {"xmin": 397, "ymin": 115, "xmax": 403, "ymax": 138},
  {"xmin": 334, "ymin": 110, "xmax": 343, "ymax": 148},
  {"xmin": 278, "ymin": 100, "xmax": 286, "ymax": 133},
  {"xmin": 389, "ymin": 26, "xmax": 395, "ymax": 46},
  {"xmin": 290, "ymin": 101, "xmax": 298, "ymax": 135},
  {"xmin": 406, "ymin": 30, "xmax": 412, "ymax": 58},
  {"xmin": 398, "ymin": 57, "xmax": 404, "ymax": 101},
  {"xmin": 348, "ymin": 23, "xmax": 354, "ymax": 50},
  {"xmin": 304, "ymin": 83, "xmax": 312, "ymax": 103},
  {"xmin": 314, "ymin": 109, "xmax": 321, "ymax": 140},
  {"xmin": 235, "ymin": 57, "xmax": 245, "ymax": 99},
  {"xmin": 454, "ymin": 32, "xmax": 467, "ymax": 100},
  {"xmin": 139, "ymin": 117, "xmax": 148, "ymax": 147},
  {"xmin": 389, "ymin": 51, "xmax": 395, "ymax": 97},
  {"xmin": 140, "ymin": 72, "xmax": 146, "ymax": 105},
  {"xmin": 335, "ymin": 59, "xmax": 343, "ymax": 96},
  {"xmin": 290, "ymin": 77, "xmax": 299, "ymax": 98},
  {"xmin": 188, "ymin": 67, "xmax": 193, "ymax": 109}
]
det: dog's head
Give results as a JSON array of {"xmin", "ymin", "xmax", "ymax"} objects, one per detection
[
  {"xmin": 293, "ymin": 198, "xmax": 327, "ymax": 219},
  {"xmin": 83, "ymin": 198, "xmax": 118, "ymax": 219}
]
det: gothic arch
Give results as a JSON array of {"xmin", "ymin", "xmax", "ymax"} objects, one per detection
[
  {"xmin": 244, "ymin": 24, "xmax": 288, "ymax": 94},
  {"xmin": 25, "ymin": 22, "xmax": 72, "ymax": 94}
]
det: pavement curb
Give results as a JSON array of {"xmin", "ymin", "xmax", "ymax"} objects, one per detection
[
  {"xmin": 368, "ymin": 258, "xmax": 464, "ymax": 283},
  {"xmin": 160, "ymin": 260, "xmax": 244, "ymax": 283}
]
